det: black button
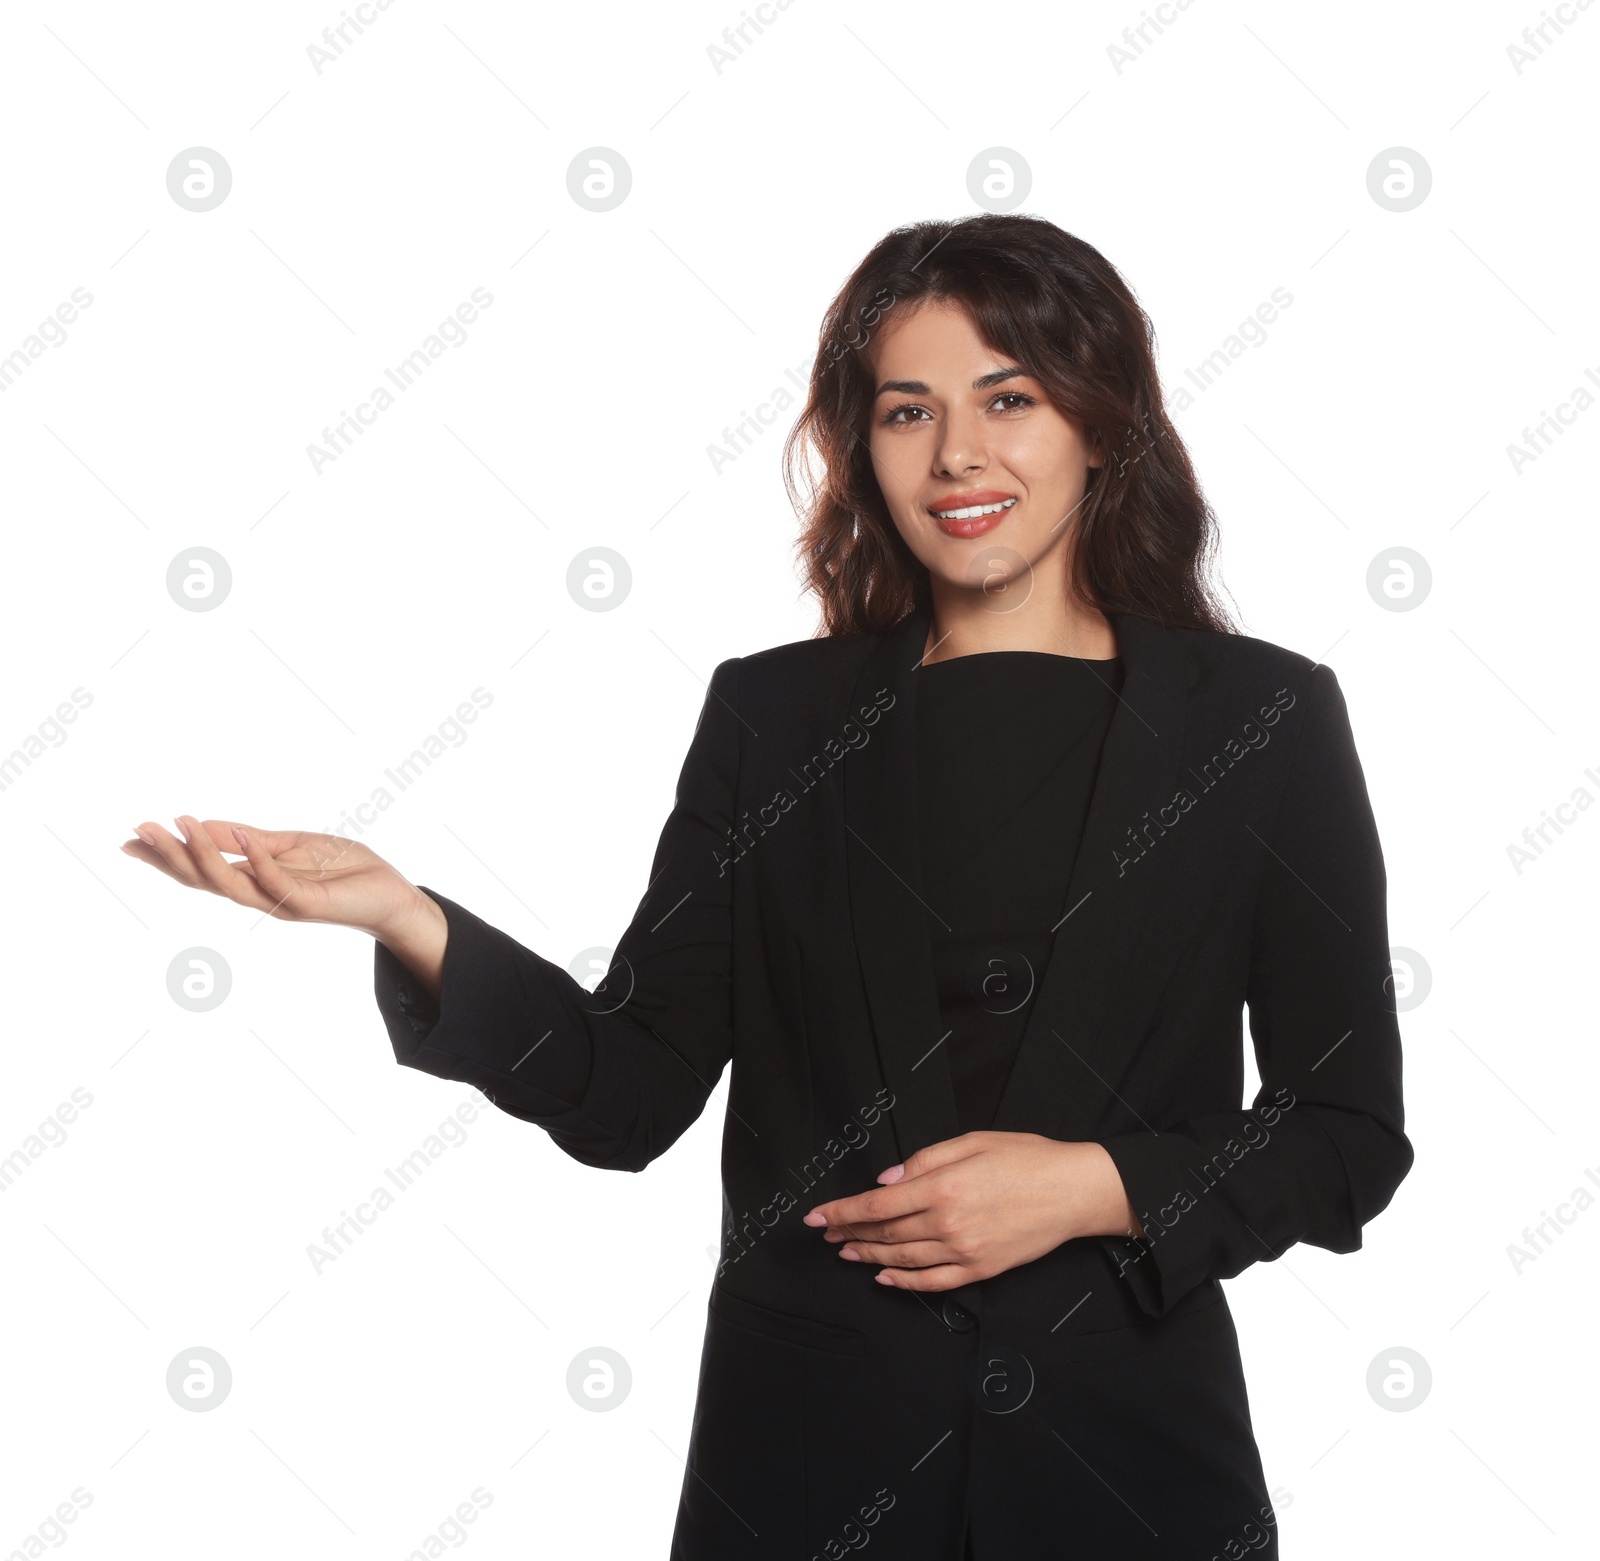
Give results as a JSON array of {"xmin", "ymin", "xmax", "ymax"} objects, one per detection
[{"xmin": 942, "ymin": 1299, "xmax": 975, "ymax": 1332}]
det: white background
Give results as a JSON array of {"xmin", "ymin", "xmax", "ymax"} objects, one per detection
[{"xmin": 2, "ymin": 0, "xmax": 1595, "ymax": 1554}]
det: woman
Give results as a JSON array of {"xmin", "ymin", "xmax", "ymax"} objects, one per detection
[{"xmin": 122, "ymin": 214, "xmax": 1413, "ymax": 1558}]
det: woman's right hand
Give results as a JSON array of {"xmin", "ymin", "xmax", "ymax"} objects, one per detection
[{"xmin": 121, "ymin": 816, "xmax": 447, "ymax": 991}]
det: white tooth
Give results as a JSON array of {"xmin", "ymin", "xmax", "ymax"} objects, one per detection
[{"xmin": 937, "ymin": 498, "xmax": 1015, "ymax": 520}]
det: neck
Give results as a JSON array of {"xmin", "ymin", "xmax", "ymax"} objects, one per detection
[{"xmin": 922, "ymin": 569, "xmax": 1118, "ymax": 663}]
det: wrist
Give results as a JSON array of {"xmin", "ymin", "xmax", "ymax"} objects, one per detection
[
  {"xmin": 370, "ymin": 886, "xmax": 448, "ymax": 1000},
  {"xmin": 1056, "ymin": 1140, "xmax": 1141, "ymax": 1241}
]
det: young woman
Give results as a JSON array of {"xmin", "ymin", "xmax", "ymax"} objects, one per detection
[{"xmin": 122, "ymin": 214, "xmax": 1413, "ymax": 1559}]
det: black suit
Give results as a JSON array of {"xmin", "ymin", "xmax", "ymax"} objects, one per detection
[{"xmin": 374, "ymin": 595, "xmax": 1413, "ymax": 1558}]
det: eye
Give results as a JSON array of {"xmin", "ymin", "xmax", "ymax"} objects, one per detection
[
  {"xmin": 880, "ymin": 402, "xmax": 931, "ymax": 427},
  {"xmin": 990, "ymin": 391, "xmax": 1035, "ymax": 412}
]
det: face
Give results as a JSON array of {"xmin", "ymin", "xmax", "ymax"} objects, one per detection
[{"xmin": 865, "ymin": 297, "xmax": 1101, "ymax": 594}]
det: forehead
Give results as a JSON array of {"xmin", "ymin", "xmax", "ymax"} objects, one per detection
[{"xmin": 870, "ymin": 297, "xmax": 1006, "ymax": 374}]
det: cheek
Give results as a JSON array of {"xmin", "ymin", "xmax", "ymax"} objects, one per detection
[
  {"xmin": 869, "ymin": 438, "xmax": 919, "ymax": 510},
  {"xmin": 996, "ymin": 418, "xmax": 1090, "ymax": 492}
]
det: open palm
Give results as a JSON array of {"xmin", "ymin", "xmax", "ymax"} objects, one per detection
[{"xmin": 121, "ymin": 815, "xmax": 424, "ymax": 938}]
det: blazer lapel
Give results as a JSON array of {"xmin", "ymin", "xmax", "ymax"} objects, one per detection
[
  {"xmin": 989, "ymin": 610, "xmax": 1190, "ymax": 1140},
  {"xmin": 842, "ymin": 593, "xmax": 962, "ymax": 1164}
]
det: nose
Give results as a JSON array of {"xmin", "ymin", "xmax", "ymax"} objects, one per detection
[{"xmin": 935, "ymin": 402, "xmax": 987, "ymax": 479}]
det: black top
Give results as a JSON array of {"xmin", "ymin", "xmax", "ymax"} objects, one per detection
[{"xmin": 915, "ymin": 650, "xmax": 1124, "ymax": 1135}]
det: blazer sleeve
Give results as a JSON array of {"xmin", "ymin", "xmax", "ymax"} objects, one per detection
[
  {"xmin": 1096, "ymin": 662, "xmax": 1414, "ymax": 1318},
  {"xmin": 371, "ymin": 656, "xmax": 743, "ymax": 1173}
]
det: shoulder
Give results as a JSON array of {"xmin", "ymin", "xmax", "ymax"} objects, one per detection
[
  {"xmin": 1154, "ymin": 621, "xmax": 1334, "ymax": 704},
  {"xmin": 717, "ymin": 628, "xmax": 878, "ymax": 693}
]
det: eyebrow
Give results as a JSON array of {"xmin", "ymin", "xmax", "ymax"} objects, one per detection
[{"xmin": 874, "ymin": 366, "xmax": 1030, "ymax": 397}]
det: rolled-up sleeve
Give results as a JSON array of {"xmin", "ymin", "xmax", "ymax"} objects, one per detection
[
  {"xmin": 1098, "ymin": 662, "xmax": 1414, "ymax": 1316},
  {"xmin": 373, "ymin": 656, "xmax": 743, "ymax": 1173}
]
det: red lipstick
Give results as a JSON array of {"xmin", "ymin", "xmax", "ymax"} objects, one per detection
[{"xmin": 927, "ymin": 490, "xmax": 1017, "ymax": 539}]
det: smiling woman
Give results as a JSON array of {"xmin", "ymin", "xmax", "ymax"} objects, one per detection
[{"xmin": 122, "ymin": 213, "xmax": 1411, "ymax": 1560}]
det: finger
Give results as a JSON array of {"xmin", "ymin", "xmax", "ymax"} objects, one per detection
[
  {"xmin": 130, "ymin": 821, "xmax": 207, "ymax": 888},
  {"xmin": 874, "ymin": 1263, "xmax": 971, "ymax": 1291},
  {"xmin": 839, "ymin": 1239, "xmax": 949, "ymax": 1269},
  {"xmin": 229, "ymin": 824, "xmax": 308, "ymax": 917},
  {"xmin": 177, "ymin": 813, "xmax": 279, "ymax": 912},
  {"xmin": 120, "ymin": 836, "xmax": 199, "ymax": 887},
  {"xmin": 804, "ymin": 1181, "xmax": 926, "ymax": 1229},
  {"xmin": 892, "ymin": 1133, "xmax": 987, "ymax": 1185},
  {"xmin": 823, "ymin": 1213, "xmax": 937, "ymax": 1244},
  {"xmin": 195, "ymin": 819, "xmax": 304, "ymax": 857}
]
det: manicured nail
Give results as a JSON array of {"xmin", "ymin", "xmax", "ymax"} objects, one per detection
[
  {"xmin": 233, "ymin": 827, "xmax": 249, "ymax": 850},
  {"xmin": 802, "ymin": 1209, "xmax": 826, "ymax": 1226},
  {"xmin": 173, "ymin": 817, "xmax": 189, "ymax": 842},
  {"xmin": 874, "ymin": 1272, "xmax": 896, "ymax": 1286},
  {"xmin": 839, "ymin": 1247, "xmax": 860, "ymax": 1261},
  {"xmin": 823, "ymin": 1229, "xmax": 843, "ymax": 1243},
  {"xmin": 134, "ymin": 827, "xmax": 155, "ymax": 846},
  {"xmin": 877, "ymin": 1164, "xmax": 904, "ymax": 1185}
]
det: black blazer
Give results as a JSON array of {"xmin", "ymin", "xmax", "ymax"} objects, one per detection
[{"xmin": 374, "ymin": 595, "xmax": 1413, "ymax": 1559}]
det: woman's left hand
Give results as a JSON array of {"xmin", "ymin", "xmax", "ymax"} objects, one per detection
[{"xmin": 802, "ymin": 1132, "xmax": 1142, "ymax": 1291}]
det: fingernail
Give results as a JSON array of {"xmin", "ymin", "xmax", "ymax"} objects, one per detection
[
  {"xmin": 173, "ymin": 817, "xmax": 189, "ymax": 842},
  {"xmin": 877, "ymin": 1164, "xmax": 904, "ymax": 1185},
  {"xmin": 839, "ymin": 1247, "xmax": 860, "ymax": 1261},
  {"xmin": 874, "ymin": 1272, "xmax": 896, "ymax": 1286},
  {"xmin": 802, "ymin": 1210, "xmax": 826, "ymax": 1227},
  {"xmin": 823, "ymin": 1230, "xmax": 843, "ymax": 1243},
  {"xmin": 233, "ymin": 827, "xmax": 249, "ymax": 850},
  {"xmin": 134, "ymin": 827, "xmax": 155, "ymax": 846}
]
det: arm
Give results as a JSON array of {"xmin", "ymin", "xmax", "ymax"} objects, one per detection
[
  {"xmin": 372, "ymin": 656, "xmax": 743, "ymax": 1173},
  {"xmin": 1096, "ymin": 662, "xmax": 1414, "ymax": 1317}
]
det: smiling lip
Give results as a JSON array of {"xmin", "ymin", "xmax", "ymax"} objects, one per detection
[{"xmin": 928, "ymin": 490, "xmax": 1017, "ymax": 538}]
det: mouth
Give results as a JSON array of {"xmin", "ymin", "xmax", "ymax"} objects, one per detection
[{"xmin": 927, "ymin": 492, "xmax": 1017, "ymax": 538}]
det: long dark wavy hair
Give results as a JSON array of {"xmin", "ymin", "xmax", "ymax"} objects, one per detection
[{"xmin": 783, "ymin": 214, "xmax": 1238, "ymax": 638}]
